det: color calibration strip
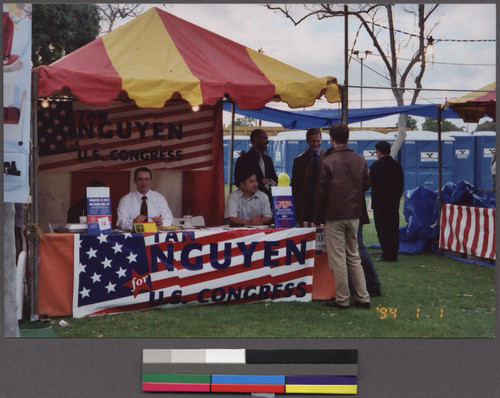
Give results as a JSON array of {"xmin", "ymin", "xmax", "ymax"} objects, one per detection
[{"xmin": 143, "ymin": 349, "xmax": 358, "ymax": 395}]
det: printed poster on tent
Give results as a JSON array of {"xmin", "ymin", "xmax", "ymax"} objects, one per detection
[{"xmin": 3, "ymin": 4, "xmax": 31, "ymax": 203}]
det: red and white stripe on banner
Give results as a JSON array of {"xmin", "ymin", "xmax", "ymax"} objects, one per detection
[{"xmin": 439, "ymin": 204, "xmax": 496, "ymax": 260}]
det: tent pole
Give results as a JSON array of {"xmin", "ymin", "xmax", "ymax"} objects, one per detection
[
  {"xmin": 342, "ymin": 5, "xmax": 349, "ymax": 124},
  {"xmin": 437, "ymin": 105, "xmax": 443, "ymax": 254},
  {"xmin": 228, "ymin": 102, "xmax": 236, "ymax": 194},
  {"xmin": 29, "ymin": 71, "xmax": 40, "ymax": 319},
  {"xmin": 437, "ymin": 104, "xmax": 443, "ymax": 215}
]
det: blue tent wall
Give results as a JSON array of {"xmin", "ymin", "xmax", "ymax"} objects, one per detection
[{"xmin": 222, "ymin": 102, "xmax": 461, "ymax": 129}]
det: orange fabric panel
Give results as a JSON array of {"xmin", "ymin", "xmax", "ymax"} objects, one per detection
[
  {"xmin": 311, "ymin": 252, "xmax": 336, "ymax": 300},
  {"xmin": 38, "ymin": 234, "xmax": 74, "ymax": 316}
]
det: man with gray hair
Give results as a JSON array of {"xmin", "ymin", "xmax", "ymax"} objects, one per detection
[{"xmin": 314, "ymin": 123, "xmax": 371, "ymax": 309}]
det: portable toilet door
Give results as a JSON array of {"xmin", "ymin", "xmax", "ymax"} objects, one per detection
[
  {"xmin": 223, "ymin": 135, "xmax": 251, "ymax": 184},
  {"xmin": 442, "ymin": 131, "xmax": 475, "ymax": 186},
  {"xmin": 273, "ymin": 130, "xmax": 309, "ymax": 176},
  {"xmin": 349, "ymin": 130, "xmax": 388, "ymax": 168},
  {"xmin": 320, "ymin": 132, "xmax": 332, "ymax": 153},
  {"xmin": 271, "ymin": 132, "xmax": 285, "ymax": 175},
  {"xmin": 223, "ymin": 136, "xmax": 229, "ymax": 183},
  {"xmin": 473, "ymin": 131, "xmax": 496, "ymax": 192},
  {"xmin": 267, "ymin": 134, "xmax": 277, "ymax": 172},
  {"xmin": 395, "ymin": 130, "xmax": 454, "ymax": 192}
]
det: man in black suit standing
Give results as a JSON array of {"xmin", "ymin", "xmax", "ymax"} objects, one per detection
[
  {"xmin": 370, "ymin": 141, "xmax": 404, "ymax": 262},
  {"xmin": 234, "ymin": 129, "xmax": 278, "ymax": 206},
  {"xmin": 291, "ymin": 128, "xmax": 325, "ymax": 224}
]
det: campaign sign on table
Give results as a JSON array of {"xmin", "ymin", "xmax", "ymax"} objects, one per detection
[
  {"xmin": 72, "ymin": 228, "xmax": 316, "ymax": 317},
  {"xmin": 86, "ymin": 187, "xmax": 112, "ymax": 235},
  {"xmin": 272, "ymin": 186, "xmax": 296, "ymax": 228}
]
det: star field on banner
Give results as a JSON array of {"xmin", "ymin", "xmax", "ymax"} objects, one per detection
[
  {"xmin": 73, "ymin": 228, "xmax": 316, "ymax": 317},
  {"xmin": 38, "ymin": 100, "xmax": 216, "ymax": 172}
]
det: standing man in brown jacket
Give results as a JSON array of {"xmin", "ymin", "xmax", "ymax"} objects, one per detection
[
  {"xmin": 314, "ymin": 123, "xmax": 371, "ymax": 309},
  {"xmin": 291, "ymin": 128, "xmax": 325, "ymax": 225}
]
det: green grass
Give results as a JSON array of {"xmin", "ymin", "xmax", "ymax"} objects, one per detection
[
  {"xmin": 44, "ymin": 252, "xmax": 493, "ymax": 338},
  {"xmin": 22, "ymin": 196, "xmax": 495, "ymax": 339}
]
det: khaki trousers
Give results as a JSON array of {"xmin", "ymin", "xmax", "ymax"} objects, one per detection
[{"xmin": 325, "ymin": 219, "xmax": 370, "ymax": 306}]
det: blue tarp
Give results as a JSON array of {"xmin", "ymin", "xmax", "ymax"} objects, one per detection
[
  {"xmin": 223, "ymin": 102, "xmax": 462, "ymax": 129},
  {"xmin": 399, "ymin": 181, "xmax": 495, "ymax": 255}
]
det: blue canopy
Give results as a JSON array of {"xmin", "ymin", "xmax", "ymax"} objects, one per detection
[{"xmin": 223, "ymin": 102, "xmax": 461, "ymax": 129}]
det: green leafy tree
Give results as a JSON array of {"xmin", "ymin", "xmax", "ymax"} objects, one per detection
[
  {"xmin": 475, "ymin": 121, "xmax": 496, "ymax": 131},
  {"xmin": 403, "ymin": 116, "xmax": 418, "ymax": 130},
  {"xmin": 32, "ymin": 4, "xmax": 101, "ymax": 67},
  {"xmin": 421, "ymin": 117, "xmax": 463, "ymax": 132},
  {"xmin": 234, "ymin": 116, "xmax": 257, "ymax": 126}
]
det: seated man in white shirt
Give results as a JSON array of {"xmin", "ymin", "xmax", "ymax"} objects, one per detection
[
  {"xmin": 117, "ymin": 167, "xmax": 173, "ymax": 230},
  {"xmin": 224, "ymin": 170, "xmax": 273, "ymax": 226}
]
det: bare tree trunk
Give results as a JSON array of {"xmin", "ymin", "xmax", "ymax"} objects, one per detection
[
  {"xmin": 4, "ymin": 203, "xmax": 20, "ymax": 337},
  {"xmin": 392, "ymin": 114, "xmax": 407, "ymax": 158},
  {"xmin": 265, "ymin": 4, "xmax": 440, "ymax": 156}
]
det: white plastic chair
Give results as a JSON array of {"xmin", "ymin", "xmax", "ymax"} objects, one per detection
[
  {"xmin": 173, "ymin": 216, "xmax": 205, "ymax": 228},
  {"xmin": 16, "ymin": 251, "xmax": 26, "ymax": 320}
]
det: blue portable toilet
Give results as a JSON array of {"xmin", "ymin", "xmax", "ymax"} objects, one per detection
[
  {"xmin": 473, "ymin": 131, "xmax": 496, "ymax": 192},
  {"xmin": 267, "ymin": 135, "xmax": 277, "ymax": 171},
  {"xmin": 388, "ymin": 130, "xmax": 454, "ymax": 193},
  {"xmin": 349, "ymin": 130, "xmax": 389, "ymax": 168},
  {"xmin": 442, "ymin": 131, "xmax": 475, "ymax": 186},
  {"xmin": 223, "ymin": 135, "xmax": 251, "ymax": 184}
]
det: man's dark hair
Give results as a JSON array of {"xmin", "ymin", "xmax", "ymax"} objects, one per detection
[
  {"xmin": 237, "ymin": 170, "xmax": 257, "ymax": 188},
  {"xmin": 250, "ymin": 128, "xmax": 266, "ymax": 144},
  {"xmin": 235, "ymin": 168, "xmax": 256, "ymax": 187},
  {"xmin": 375, "ymin": 141, "xmax": 391, "ymax": 155},
  {"xmin": 306, "ymin": 127, "xmax": 322, "ymax": 141},
  {"xmin": 329, "ymin": 123, "xmax": 349, "ymax": 144},
  {"xmin": 134, "ymin": 167, "xmax": 152, "ymax": 179}
]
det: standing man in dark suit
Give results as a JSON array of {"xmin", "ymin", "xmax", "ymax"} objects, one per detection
[
  {"xmin": 370, "ymin": 141, "xmax": 404, "ymax": 262},
  {"xmin": 291, "ymin": 128, "xmax": 325, "ymax": 225},
  {"xmin": 234, "ymin": 129, "xmax": 278, "ymax": 206}
]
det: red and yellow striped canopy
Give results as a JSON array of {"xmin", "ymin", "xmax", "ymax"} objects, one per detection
[
  {"xmin": 447, "ymin": 82, "xmax": 496, "ymax": 123},
  {"xmin": 36, "ymin": 7, "xmax": 340, "ymax": 110}
]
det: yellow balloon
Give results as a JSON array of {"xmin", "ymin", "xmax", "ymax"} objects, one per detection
[{"xmin": 277, "ymin": 172, "xmax": 290, "ymax": 186}]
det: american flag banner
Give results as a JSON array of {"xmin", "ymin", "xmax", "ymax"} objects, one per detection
[
  {"xmin": 439, "ymin": 204, "xmax": 496, "ymax": 260},
  {"xmin": 73, "ymin": 228, "xmax": 316, "ymax": 318},
  {"xmin": 37, "ymin": 100, "xmax": 217, "ymax": 172}
]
